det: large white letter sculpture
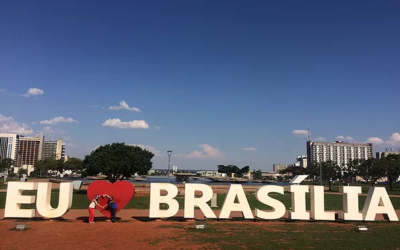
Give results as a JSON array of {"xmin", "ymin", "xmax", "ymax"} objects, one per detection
[
  {"xmin": 4, "ymin": 182, "xmax": 38, "ymax": 218},
  {"xmin": 184, "ymin": 184, "xmax": 217, "ymax": 219},
  {"xmin": 149, "ymin": 183, "xmax": 179, "ymax": 218},
  {"xmin": 255, "ymin": 185, "xmax": 286, "ymax": 220},
  {"xmin": 289, "ymin": 185, "xmax": 310, "ymax": 220},
  {"xmin": 362, "ymin": 187, "xmax": 398, "ymax": 221},
  {"xmin": 219, "ymin": 184, "xmax": 253, "ymax": 219},
  {"xmin": 339, "ymin": 186, "xmax": 362, "ymax": 221},
  {"xmin": 309, "ymin": 185, "xmax": 335, "ymax": 221},
  {"xmin": 36, "ymin": 182, "xmax": 73, "ymax": 218}
]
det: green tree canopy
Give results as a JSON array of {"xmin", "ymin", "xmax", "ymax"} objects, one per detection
[
  {"xmin": 356, "ymin": 158, "xmax": 385, "ymax": 186},
  {"xmin": 382, "ymin": 154, "xmax": 400, "ymax": 191},
  {"xmin": 217, "ymin": 165, "xmax": 250, "ymax": 178},
  {"xmin": 252, "ymin": 170, "xmax": 262, "ymax": 180},
  {"xmin": 280, "ymin": 165, "xmax": 306, "ymax": 176},
  {"xmin": 83, "ymin": 143, "xmax": 154, "ymax": 183},
  {"xmin": 18, "ymin": 168, "xmax": 28, "ymax": 175},
  {"xmin": 64, "ymin": 157, "xmax": 83, "ymax": 172},
  {"xmin": 0, "ymin": 158, "xmax": 13, "ymax": 176},
  {"xmin": 305, "ymin": 160, "xmax": 341, "ymax": 191}
]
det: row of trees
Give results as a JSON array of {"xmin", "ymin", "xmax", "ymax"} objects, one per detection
[
  {"xmin": 33, "ymin": 157, "xmax": 84, "ymax": 177},
  {"xmin": 281, "ymin": 154, "xmax": 400, "ymax": 192},
  {"xmin": 217, "ymin": 165, "xmax": 250, "ymax": 178},
  {"xmin": 0, "ymin": 157, "xmax": 83, "ymax": 178},
  {"xmin": 1, "ymin": 143, "xmax": 155, "ymax": 183}
]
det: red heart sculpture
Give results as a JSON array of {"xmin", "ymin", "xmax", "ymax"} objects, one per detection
[{"xmin": 87, "ymin": 180, "xmax": 135, "ymax": 218}]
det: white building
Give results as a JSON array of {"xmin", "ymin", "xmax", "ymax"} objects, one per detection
[
  {"xmin": 197, "ymin": 171, "xmax": 226, "ymax": 177},
  {"xmin": 0, "ymin": 133, "xmax": 19, "ymax": 167},
  {"xmin": 307, "ymin": 141, "xmax": 373, "ymax": 167},
  {"xmin": 296, "ymin": 156, "xmax": 308, "ymax": 168},
  {"xmin": 273, "ymin": 164, "xmax": 287, "ymax": 172},
  {"xmin": 43, "ymin": 139, "xmax": 66, "ymax": 161}
]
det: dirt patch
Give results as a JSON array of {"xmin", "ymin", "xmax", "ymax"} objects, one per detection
[
  {"xmin": 1, "ymin": 220, "xmax": 181, "ymax": 250},
  {"xmin": 1, "ymin": 220, "xmax": 398, "ymax": 250}
]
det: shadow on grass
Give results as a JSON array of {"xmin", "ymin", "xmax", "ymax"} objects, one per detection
[
  {"xmin": 131, "ymin": 216, "xmax": 191, "ymax": 222},
  {"xmin": 74, "ymin": 189, "xmax": 88, "ymax": 195},
  {"xmin": 75, "ymin": 216, "xmax": 121, "ymax": 223}
]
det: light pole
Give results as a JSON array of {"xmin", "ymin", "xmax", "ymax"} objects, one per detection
[{"xmin": 167, "ymin": 151, "xmax": 172, "ymax": 183}]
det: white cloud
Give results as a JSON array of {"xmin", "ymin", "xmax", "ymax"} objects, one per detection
[
  {"xmin": 292, "ymin": 130, "xmax": 308, "ymax": 137},
  {"xmin": 130, "ymin": 144, "xmax": 162, "ymax": 156},
  {"xmin": 109, "ymin": 100, "xmax": 140, "ymax": 112},
  {"xmin": 313, "ymin": 137, "xmax": 326, "ymax": 142},
  {"xmin": 155, "ymin": 126, "xmax": 162, "ymax": 130},
  {"xmin": 185, "ymin": 144, "xmax": 224, "ymax": 159},
  {"xmin": 335, "ymin": 135, "xmax": 356, "ymax": 142},
  {"xmin": 64, "ymin": 136, "xmax": 71, "ymax": 141},
  {"xmin": 242, "ymin": 147, "xmax": 257, "ymax": 151},
  {"xmin": 67, "ymin": 143, "xmax": 79, "ymax": 148},
  {"xmin": 0, "ymin": 89, "xmax": 5, "ymax": 94},
  {"xmin": 366, "ymin": 137, "xmax": 384, "ymax": 144},
  {"xmin": 37, "ymin": 126, "xmax": 67, "ymax": 137},
  {"xmin": 22, "ymin": 88, "xmax": 44, "ymax": 97},
  {"xmin": 0, "ymin": 114, "xmax": 34, "ymax": 135},
  {"xmin": 40, "ymin": 117, "xmax": 78, "ymax": 125},
  {"xmin": 388, "ymin": 133, "xmax": 400, "ymax": 145},
  {"xmin": 102, "ymin": 119, "xmax": 149, "ymax": 129},
  {"xmin": 368, "ymin": 133, "xmax": 400, "ymax": 146}
]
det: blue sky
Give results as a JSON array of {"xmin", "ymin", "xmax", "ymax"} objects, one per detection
[{"xmin": 1, "ymin": 0, "xmax": 399, "ymax": 171}]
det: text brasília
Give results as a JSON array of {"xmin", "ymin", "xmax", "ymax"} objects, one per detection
[{"xmin": 4, "ymin": 182, "xmax": 399, "ymax": 221}]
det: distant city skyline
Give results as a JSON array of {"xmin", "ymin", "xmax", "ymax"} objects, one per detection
[{"xmin": 1, "ymin": 1, "xmax": 400, "ymax": 171}]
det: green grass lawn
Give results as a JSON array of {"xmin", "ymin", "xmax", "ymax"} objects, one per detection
[
  {"xmin": 0, "ymin": 181, "xmax": 7, "ymax": 189},
  {"xmin": 152, "ymin": 222, "xmax": 400, "ymax": 250},
  {"xmin": 1, "ymin": 189, "xmax": 400, "ymax": 211}
]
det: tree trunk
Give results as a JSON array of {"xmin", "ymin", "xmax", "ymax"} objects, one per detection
[
  {"xmin": 328, "ymin": 180, "xmax": 332, "ymax": 192},
  {"xmin": 389, "ymin": 176, "xmax": 393, "ymax": 191}
]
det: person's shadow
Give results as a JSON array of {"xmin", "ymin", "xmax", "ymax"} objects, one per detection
[{"xmin": 76, "ymin": 216, "xmax": 121, "ymax": 223}]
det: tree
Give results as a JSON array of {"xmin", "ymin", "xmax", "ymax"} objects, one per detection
[
  {"xmin": 304, "ymin": 161, "xmax": 341, "ymax": 191},
  {"xmin": 54, "ymin": 159, "xmax": 65, "ymax": 174},
  {"xmin": 217, "ymin": 165, "xmax": 249, "ymax": 178},
  {"xmin": 345, "ymin": 159, "xmax": 362, "ymax": 183},
  {"xmin": 18, "ymin": 168, "xmax": 28, "ymax": 176},
  {"xmin": 304, "ymin": 162, "xmax": 319, "ymax": 181},
  {"xmin": 241, "ymin": 166, "xmax": 250, "ymax": 174},
  {"xmin": 218, "ymin": 165, "xmax": 239, "ymax": 177},
  {"xmin": 280, "ymin": 165, "xmax": 306, "ymax": 176},
  {"xmin": 83, "ymin": 143, "xmax": 154, "ymax": 183},
  {"xmin": 0, "ymin": 158, "xmax": 13, "ymax": 176},
  {"xmin": 321, "ymin": 160, "xmax": 342, "ymax": 191},
  {"xmin": 382, "ymin": 155, "xmax": 400, "ymax": 191},
  {"xmin": 64, "ymin": 157, "xmax": 83, "ymax": 173},
  {"xmin": 36, "ymin": 158, "xmax": 57, "ymax": 176},
  {"xmin": 252, "ymin": 170, "xmax": 262, "ymax": 180},
  {"xmin": 356, "ymin": 158, "xmax": 385, "ymax": 186}
]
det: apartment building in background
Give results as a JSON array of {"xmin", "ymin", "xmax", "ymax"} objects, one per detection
[
  {"xmin": 376, "ymin": 148, "xmax": 400, "ymax": 160},
  {"xmin": 43, "ymin": 139, "xmax": 66, "ymax": 161},
  {"xmin": 307, "ymin": 140, "xmax": 373, "ymax": 167},
  {"xmin": 273, "ymin": 164, "xmax": 287, "ymax": 172},
  {"xmin": 16, "ymin": 135, "xmax": 44, "ymax": 168},
  {"xmin": 296, "ymin": 156, "xmax": 308, "ymax": 168},
  {"xmin": 0, "ymin": 133, "xmax": 19, "ymax": 166}
]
